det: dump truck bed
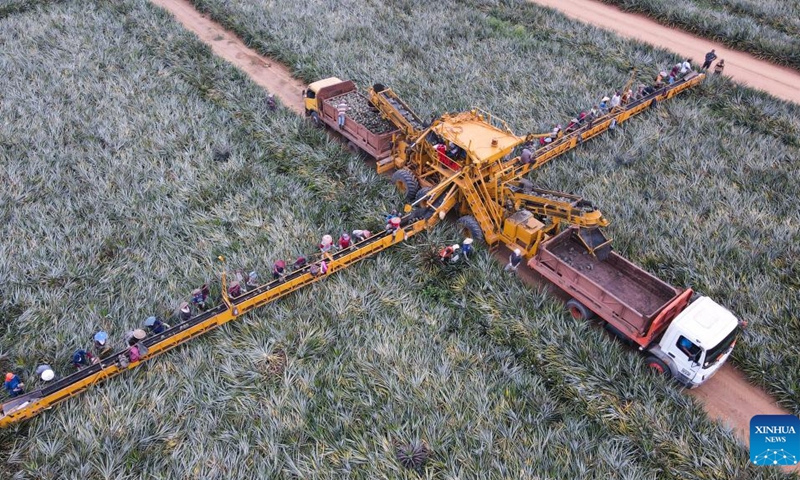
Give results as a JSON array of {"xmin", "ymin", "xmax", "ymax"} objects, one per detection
[
  {"xmin": 530, "ymin": 227, "xmax": 684, "ymax": 346},
  {"xmin": 316, "ymin": 81, "xmax": 396, "ymax": 159}
]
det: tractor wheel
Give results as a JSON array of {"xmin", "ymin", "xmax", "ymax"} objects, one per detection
[
  {"xmin": 310, "ymin": 111, "xmax": 323, "ymax": 128},
  {"xmin": 456, "ymin": 215, "xmax": 484, "ymax": 245},
  {"xmin": 414, "ymin": 187, "xmax": 432, "ymax": 203},
  {"xmin": 565, "ymin": 299, "xmax": 593, "ymax": 321},
  {"xmin": 645, "ymin": 357, "xmax": 671, "ymax": 379},
  {"xmin": 392, "ymin": 169, "xmax": 419, "ymax": 203}
]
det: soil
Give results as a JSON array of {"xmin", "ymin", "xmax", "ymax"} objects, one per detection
[
  {"xmin": 148, "ymin": 0, "xmax": 307, "ymax": 115},
  {"xmin": 528, "ymin": 0, "xmax": 800, "ymax": 105},
  {"xmin": 150, "ymin": 0, "xmax": 798, "ymax": 469}
]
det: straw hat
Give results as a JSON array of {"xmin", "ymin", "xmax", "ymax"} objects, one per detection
[
  {"xmin": 40, "ymin": 369, "xmax": 55, "ymax": 382},
  {"xmin": 133, "ymin": 329, "xmax": 147, "ymax": 340}
]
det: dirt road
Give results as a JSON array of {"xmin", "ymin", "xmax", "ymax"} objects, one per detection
[
  {"xmin": 149, "ymin": 0, "xmax": 797, "ymax": 465},
  {"xmin": 149, "ymin": 0, "xmax": 306, "ymax": 114},
  {"xmin": 529, "ymin": 0, "xmax": 800, "ymax": 105}
]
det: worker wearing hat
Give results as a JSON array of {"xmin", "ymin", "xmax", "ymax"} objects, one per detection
[
  {"xmin": 35, "ymin": 364, "xmax": 56, "ymax": 383},
  {"xmin": 386, "ymin": 216, "xmax": 401, "ymax": 233},
  {"xmin": 320, "ymin": 234, "xmax": 334, "ymax": 253},
  {"xmin": 338, "ymin": 233, "xmax": 351, "ymax": 250},
  {"xmin": 504, "ymin": 249, "xmax": 523, "ymax": 273},
  {"xmin": 4, "ymin": 372, "xmax": 24, "ymax": 397},
  {"xmin": 246, "ymin": 271, "xmax": 259, "ymax": 291},
  {"xmin": 93, "ymin": 331, "xmax": 113, "ymax": 359},
  {"xmin": 461, "ymin": 237, "xmax": 474, "ymax": 258},
  {"xmin": 450, "ymin": 244, "xmax": 461, "ymax": 263},
  {"xmin": 124, "ymin": 328, "xmax": 147, "ymax": 347},
  {"xmin": 144, "ymin": 315, "xmax": 170, "ymax": 335}
]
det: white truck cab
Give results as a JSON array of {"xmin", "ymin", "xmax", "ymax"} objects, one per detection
[{"xmin": 652, "ymin": 296, "xmax": 741, "ymax": 388}]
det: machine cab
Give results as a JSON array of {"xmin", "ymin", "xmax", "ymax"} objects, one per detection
[
  {"xmin": 303, "ymin": 77, "xmax": 343, "ymax": 115},
  {"xmin": 658, "ymin": 296, "xmax": 741, "ymax": 387}
]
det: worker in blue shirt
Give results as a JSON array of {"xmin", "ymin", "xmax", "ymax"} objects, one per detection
[{"xmin": 4, "ymin": 372, "xmax": 24, "ymax": 397}]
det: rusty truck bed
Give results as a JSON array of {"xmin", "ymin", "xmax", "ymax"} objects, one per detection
[
  {"xmin": 317, "ymin": 81, "xmax": 395, "ymax": 159},
  {"xmin": 531, "ymin": 228, "xmax": 683, "ymax": 343}
]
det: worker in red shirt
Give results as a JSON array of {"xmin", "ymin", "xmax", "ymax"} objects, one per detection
[{"xmin": 338, "ymin": 233, "xmax": 351, "ymax": 249}]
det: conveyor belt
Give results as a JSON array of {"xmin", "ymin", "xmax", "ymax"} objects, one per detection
[{"xmin": 0, "ymin": 209, "xmax": 444, "ymax": 427}]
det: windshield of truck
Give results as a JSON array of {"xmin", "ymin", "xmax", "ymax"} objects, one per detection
[{"xmin": 703, "ymin": 327, "xmax": 738, "ymax": 368}]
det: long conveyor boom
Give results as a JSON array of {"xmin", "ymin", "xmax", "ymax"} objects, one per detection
[{"xmin": 0, "ymin": 203, "xmax": 451, "ymax": 427}]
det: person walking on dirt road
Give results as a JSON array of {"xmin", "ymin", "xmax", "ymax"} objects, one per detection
[
  {"xmin": 714, "ymin": 59, "xmax": 725, "ymax": 75},
  {"xmin": 702, "ymin": 49, "xmax": 717, "ymax": 70}
]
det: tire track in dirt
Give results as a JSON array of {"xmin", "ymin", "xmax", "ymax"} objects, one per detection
[
  {"xmin": 529, "ymin": 0, "xmax": 800, "ymax": 105},
  {"xmin": 148, "ymin": 0, "xmax": 798, "ymax": 465}
]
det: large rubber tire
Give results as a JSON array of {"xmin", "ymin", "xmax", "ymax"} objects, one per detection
[
  {"xmin": 392, "ymin": 169, "xmax": 419, "ymax": 203},
  {"xmin": 645, "ymin": 356, "xmax": 672, "ymax": 379},
  {"xmin": 456, "ymin": 215, "xmax": 485, "ymax": 245},
  {"xmin": 414, "ymin": 187, "xmax": 432, "ymax": 203},
  {"xmin": 565, "ymin": 299, "xmax": 593, "ymax": 321}
]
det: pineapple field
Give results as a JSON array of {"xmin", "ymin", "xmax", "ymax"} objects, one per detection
[
  {"xmin": 188, "ymin": 0, "xmax": 800, "ymax": 414},
  {"xmin": 593, "ymin": 0, "xmax": 800, "ymax": 72},
  {"xmin": 0, "ymin": 0, "xmax": 798, "ymax": 478}
]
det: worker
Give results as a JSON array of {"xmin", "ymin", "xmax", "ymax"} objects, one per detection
[
  {"xmin": 551, "ymin": 124, "xmax": 562, "ymax": 138},
  {"xmin": 654, "ymin": 71, "xmax": 666, "ymax": 88},
  {"xmin": 272, "ymin": 260, "xmax": 286, "ymax": 280},
  {"xmin": 669, "ymin": 64, "xmax": 680, "ymax": 79},
  {"xmin": 450, "ymin": 244, "xmax": 461, "ymax": 263},
  {"xmin": 621, "ymin": 89, "xmax": 632, "ymax": 105},
  {"xmin": 386, "ymin": 216, "xmax": 401, "ymax": 233},
  {"xmin": 702, "ymin": 49, "xmax": 717, "ymax": 70},
  {"xmin": 180, "ymin": 300, "xmax": 194, "ymax": 320},
  {"xmin": 266, "ymin": 94, "xmax": 276, "ymax": 111},
  {"xmin": 634, "ymin": 84, "xmax": 645, "ymax": 100},
  {"xmin": 352, "ymin": 229, "xmax": 371, "ymax": 242},
  {"xmin": 35, "ymin": 364, "xmax": 56, "ymax": 383},
  {"xmin": 336, "ymin": 101, "xmax": 348, "ymax": 129},
  {"xmin": 293, "ymin": 256, "xmax": 307, "ymax": 270},
  {"xmin": 590, "ymin": 105, "xmax": 599, "ymax": 119},
  {"xmin": 191, "ymin": 287, "xmax": 208, "ymax": 311},
  {"xmin": 338, "ymin": 233, "xmax": 351, "ymax": 249},
  {"xmin": 320, "ymin": 234, "xmax": 334, "ymax": 253},
  {"xmin": 680, "ymin": 58, "xmax": 692, "ymax": 75},
  {"xmin": 320, "ymin": 260, "xmax": 328, "ymax": 275},
  {"xmin": 714, "ymin": 59, "xmax": 725, "ymax": 75},
  {"xmin": 124, "ymin": 328, "xmax": 147, "ymax": 347},
  {"xmin": 599, "ymin": 97, "xmax": 610, "ymax": 113},
  {"xmin": 145, "ymin": 315, "xmax": 170, "ymax": 335},
  {"xmin": 610, "ymin": 91, "xmax": 621, "ymax": 110},
  {"xmin": 504, "ymin": 249, "xmax": 523, "ymax": 274},
  {"xmin": 93, "ymin": 331, "xmax": 113, "ymax": 359},
  {"xmin": 246, "ymin": 271, "xmax": 259, "ymax": 291},
  {"xmin": 520, "ymin": 148, "xmax": 533, "ymax": 165},
  {"xmin": 72, "ymin": 348, "xmax": 95, "ymax": 369},
  {"xmin": 461, "ymin": 237, "xmax": 474, "ymax": 258},
  {"xmin": 4, "ymin": 373, "xmax": 24, "ymax": 397},
  {"xmin": 228, "ymin": 280, "xmax": 242, "ymax": 298},
  {"xmin": 565, "ymin": 117, "xmax": 580, "ymax": 133},
  {"xmin": 435, "ymin": 143, "xmax": 450, "ymax": 169},
  {"xmin": 439, "ymin": 245, "xmax": 454, "ymax": 262},
  {"xmin": 309, "ymin": 263, "xmax": 320, "ymax": 276}
]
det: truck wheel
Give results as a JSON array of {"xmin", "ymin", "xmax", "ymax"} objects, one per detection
[
  {"xmin": 604, "ymin": 322, "xmax": 633, "ymax": 346},
  {"xmin": 392, "ymin": 169, "xmax": 419, "ymax": 203},
  {"xmin": 310, "ymin": 111, "xmax": 323, "ymax": 128},
  {"xmin": 457, "ymin": 215, "xmax": 484, "ymax": 244},
  {"xmin": 645, "ymin": 357, "xmax": 671, "ymax": 379},
  {"xmin": 565, "ymin": 299, "xmax": 593, "ymax": 321}
]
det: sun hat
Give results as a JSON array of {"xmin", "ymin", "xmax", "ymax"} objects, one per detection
[
  {"xmin": 463, "ymin": 238, "xmax": 473, "ymax": 245},
  {"xmin": 133, "ymin": 329, "xmax": 147, "ymax": 340},
  {"xmin": 94, "ymin": 331, "xmax": 108, "ymax": 344},
  {"xmin": 144, "ymin": 316, "xmax": 157, "ymax": 327},
  {"xmin": 40, "ymin": 369, "xmax": 55, "ymax": 381},
  {"xmin": 5, "ymin": 373, "xmax": 13, "ymax": 382}
]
